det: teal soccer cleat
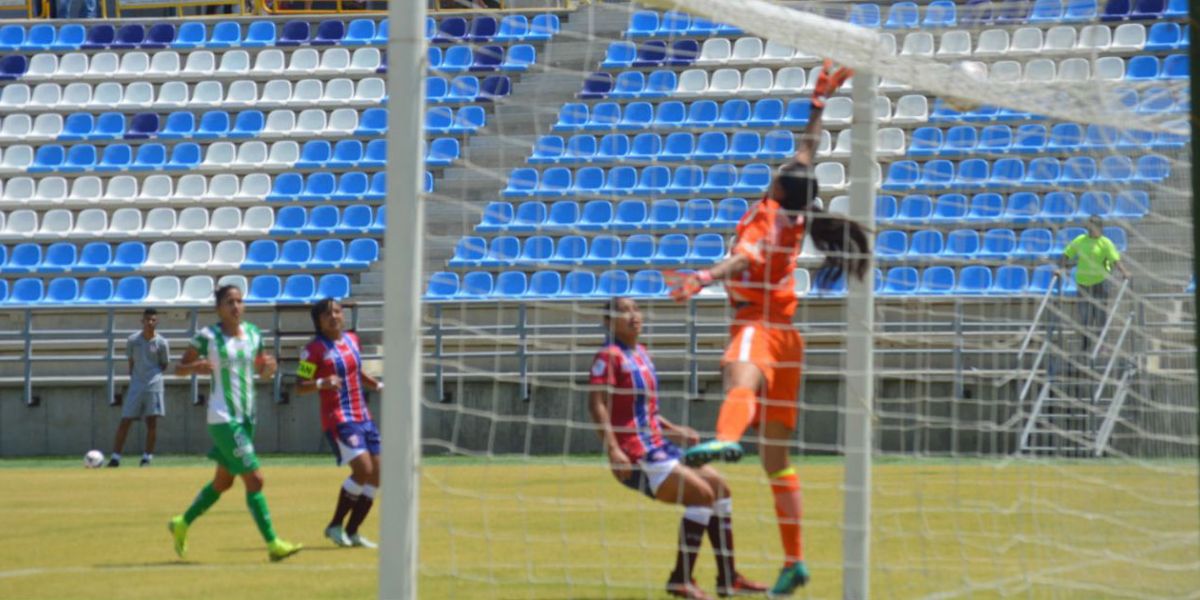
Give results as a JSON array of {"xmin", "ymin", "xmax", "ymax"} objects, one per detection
[
  {"xmin": 768, "ymin": 562, "xmax": 810, "ymax": 597},
  {"xmin": 683, "ymin": 440, "xmax": 744, "ymax": 468}
]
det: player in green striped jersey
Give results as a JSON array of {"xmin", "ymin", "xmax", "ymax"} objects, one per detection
[{"xmin": 168, "ymin": 284, "xmax": 302, "ymax": 562}]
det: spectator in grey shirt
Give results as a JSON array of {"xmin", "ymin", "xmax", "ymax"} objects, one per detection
[{"xmin": 109, "ymin": 308, "xmax": 170, "ymax": 467}]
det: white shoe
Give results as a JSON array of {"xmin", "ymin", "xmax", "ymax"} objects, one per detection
[
  {"xmin": 325, "ymin": 525, "xmax": 352, "ymax": 547},
  {"xmin": 349, "ymin": 533, "xmax": 377, "ymax": 549}
]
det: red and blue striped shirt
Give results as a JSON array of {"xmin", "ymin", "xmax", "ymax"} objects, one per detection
[
  {"xmin": 298, "ymin": 331, "xmax": 371, "ymax": 431},
  {"xmin": 590, "ymin": 340, "xmax": 667, "ymax": 462}
]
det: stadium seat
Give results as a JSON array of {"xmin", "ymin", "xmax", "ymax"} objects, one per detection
[
  {"xmin": 879, "ymin": 267, "xmax": 918, "ymax": 296},
  {"xmin": 894, "ymin": 195, "xmax": 933, "ymax": 224},
  {"xmin": 626, "ymin": 11, "xmax": 659, "ymax": 37},
  {"xmin": 942, "ymin": 228, "xmax": 979, "ymax": 259},
  {"xmin": 908, "ymin": 230, "xmax": 944, "ymax": 258},
  {"xmin": 876, "ymin": 230, "xmax": 907, "ymax": 260},
  {"xmin": 1001, "ymin": 192, "xmax": 1039, "ymax": 224},
  {"xmin": 595, "ymin": 270, "xmax": 631, "ymax": 296},
  {"xmin": 953, "ymin": 265, "xmax": 991, "ymax": 295},
  {"xmin": 990, "ymin": 265, "xmax": 1028, "ymax": 295},
  {"xmin": 1015, "ymin": 228, "xmax": 1054, "ymax": 259}
]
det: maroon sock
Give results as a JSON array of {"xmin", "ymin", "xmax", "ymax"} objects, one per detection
[
  {"xmin": 344, "ymin": 494, "xmax": 375, "ymax": 536},
  {"xmin": 329, "ymin": 486, "xmax": 359, "ymax": 529},
  {"xmin": 670, "ymin": 508, "xmax": 712, "ymax": 583},
  {"xmin": 708, "ymin": 504, "xmax": 736, "ymax": 586}
]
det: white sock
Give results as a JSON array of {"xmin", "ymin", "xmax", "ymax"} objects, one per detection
[
  {"xmin": 715, "ymin": 498, "xmax": 733, "ymax": 518},
  {"xmin": 343, "ymin": 478, "xmax": 364, "ymax": 496},
  {"xmin": 684, "ymin": 506, "xmax": 714, "ymax": 525},
  {"xmin": 143, "ymin": 453, "xmax": 152, "ymax": 461}
]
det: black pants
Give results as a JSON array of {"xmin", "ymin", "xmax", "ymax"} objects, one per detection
[{"xmin": 1077, "ymin": 279, "xmax": 1110, "ymax": 350}]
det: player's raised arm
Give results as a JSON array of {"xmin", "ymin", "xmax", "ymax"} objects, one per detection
[{"xmin": 795, "ymin": 60, "xmax": 853, "ymax": 168}]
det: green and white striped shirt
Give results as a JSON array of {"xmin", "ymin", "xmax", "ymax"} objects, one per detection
[{"xmin": 191, "ymin": 322, "xmax": 265, "ymax": 425}]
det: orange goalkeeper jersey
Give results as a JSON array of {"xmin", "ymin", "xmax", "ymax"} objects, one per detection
[{"xmin": 726, "ymin": 197, "xmax": 804, "ymax": 323}]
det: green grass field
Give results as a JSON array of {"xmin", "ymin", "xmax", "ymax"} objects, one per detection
[{"xmin": 1, "ymin": 455, "xmax": 1196, "ymax": 599}]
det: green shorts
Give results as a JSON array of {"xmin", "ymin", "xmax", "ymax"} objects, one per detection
[{"xmin": 206, "ymin": 421, "xmax": 260, "ymax": 476}]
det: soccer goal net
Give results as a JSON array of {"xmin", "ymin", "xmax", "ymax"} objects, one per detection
[{"xmin": 390, "ymin": 0, "xmax": 1198, "ymax": 597}]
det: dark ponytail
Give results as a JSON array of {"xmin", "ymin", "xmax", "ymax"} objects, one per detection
[{"xmin": 775, "ymin": 162, "xmax": 871, "ymax": 290}]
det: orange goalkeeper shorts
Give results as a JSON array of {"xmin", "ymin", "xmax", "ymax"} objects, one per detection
[{"xmin": 721, "ymin": 320, "xmax": 805, "ymax": 428}]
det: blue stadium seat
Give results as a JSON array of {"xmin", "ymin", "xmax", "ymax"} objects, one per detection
[
  {"xmin": 277, "ymin": 274, "xmax": 317, "ymax": 304},
  {"xmin": 190, "ymin": 111, "xmax": 229, "ymax": 139},
  {"xmin": 581, "ymin": 102, "xmax": 620, "ymax": 131},
  {"xmin": 1146, "ymin": 22, "xmax": 1181, "ymax": 51},
  {"xmin": 1047, "ymin": 123, "xmax": 1083, "ymax": 152},
  {"xmin": 597, "ymin": 134, "xmax": 631, "ymax": 161},
  {"xmin": 924, "ymin": 0, "xmax": 958, "ymax": 26},
  {"xmin": 278, "ymin": 20, "xmax": 311, "ymax": 46},
  {"xmin": 311, "ymin": 19, "xmax": 344, "ymax": 46},
  {"xmin": 267, "ymin": 173, "xmax": 303, "ymax": 202},
  {"xmin": 274, "ymin": 239, "xmax": 312, "ymax": 270},
  {"xmin": 1113, "ymin": 190, "xmax": 1149, "ymax": 219},
  {"xmin": 616, "ymin": 102, "xmax": 653, "ymax": 132},
  {"xmin": 995, "ymin": 0, "xmax": 1035, "ymax": 22},
  {"xmin": 294, "ymin": 140, "xmax": 332, "ymax": 168},
  {"xmin": 445, "ymin": 75, "xmax": 480, "ymax": 102},
  {"xmin": 908, "ymin": 230, "xmax": 944, "ymax": 258},
  {"xmin": 942, "ymin": 126, "xmax": 978, "ymax": 156},
  {"xmin": 1064, "ymin": 0, "xmax": 1098, "ymax": 20},
  {"xmin": 698, "ymin": 164, "xmax": 733, "ymax": 194},
  {"xmin": 248, "ymin": 22, "xmax": 280, "ymax": 47},
  {"xmin": 45, "ymin": 277, "xmax": 78, "ymax": 303},
  {"xmin": 355, "ymin": 108, "xmax": 386, "ymax": 136},
  {"xmin": 632, "ymin": 164, "xmax": 669, "ymax": 194},
  {"xmin": 918, "ymin": 266, "xmax": 955, "ymax": 295},
  {"xmin": 896, "ymin": 195, "xmax": 934, "ymax": 224},
  {"xmin": 549, "ymin": 235, "xmax": 586, "ymax": 265},
  {"xmin": 344, "ymin": 19, "xmax": 376, "ymax": 45},
  {"xmin": 954, "ymin": 159, "xmax": 990, "ymax": 190},
  {"xmin": 1015, "ymin": 228, "xmax": 1054, "ymax": 259},
  {"xmin": 427, "ymin": 272, "xmax": 458, "ymax": 300},
  {"xmin": 76, "ymin": 242, "xmax": 111, "ymax": 273},
  {"xmin": 51, "ymin": 24, "xmax": 85, "ymax": 51},
  {"xmin": 243, "ymin": 240, "xmax": 279, "ymax": 270},
  {"xmin": 1060, "ymin": 156, "xmax": 1097, "ymax": 186},
  {"xmin": 1012, "ymin": 125, "xmax": 1048, "ymax": 154},
  {"xmin": 1004, "ymin": 192, "xmax": 1041, "ymax": 223},
  {"xmin": 643, "ymin": 199, "xmax": 680, "ymax": 230},
  {"xmin": 627, "ymin": 10, "xmax": 659, "ymax": 37},
  {"xmin": 742, "ymin": 98, "xmax": 782, "ymax": 127},
  {"xmin": 316, "ymin": 273, "xmax": 351, "ymax": 301},
  {"xmin": 991, "ymin": 265, "xmax": 1028, "ymax": 295},
  {"xmin": 425, "ymin": 107, "xmax": 453, "ymax": 134},
  {"xmin": 988, "ymin": 158, "xmax": 1025, "ymax": 188},
  {"xmin": 302, "ymin": 173, "xmax": 336, "ymax": 202},
  {"xmin": 645, "ymin": 101, "xmax": 681, "ymax": 129},
  {"xmin": 1162, "ymin": 54, "xmax": 1188, "ymax": 79},
  {"xmin": 977, "ymin": 125, "xmax": 1013, "ymax": 154},
  {"xmin": 1029, "ymin": 0, "xmax": 1066, "ymax": 21},
  {"xmin": 40, "ymin": 242, "xmax": 76, "ymax": 273},
  {"xmin": 580, "ymin": 72, "xmax": 613, "ymax": 99},
  {"xmin": 493, "ymin": 14, "xmax": 530, "ymax": 42},
  {"xmin": 529, "ymin": 14, "xmax": 560, "ymax": 41},
  {"xmin": 78, "ymin": 277, "xmax": 114, "ymax": 304},
  {"xmin": 595, "ymin": 270, "xmax": 631, "ymax": 296},
  {"xmin": 758, "ymin": 131, "xmax": 793, "ymax": 160},
  {"xmin": 609, "ymin": 71, "xmax": 646, "ymax": 99},
  {"xmin": 433, "ymin": 17, "xmax": 467, "ymax": 44},
  {"xmin": 1104, "ymin": 226, "xmax": 1128, "ymax": 251},
  {"xmin": 112, "ymin": 23, "xmax": 145, "ymax": 49},
  {"xmin": 602, "ymin": 41, "xmax": 636, "ymax": 68},
  {"xmin": 369, "ymin": 204, "xmax": 386, "ymax": 234},
  {"xmin": 61, "ymin": 113, "xmax": 95, "ymax": 141},
  {"xmin": 978, "ymin": 228, "xmax": 1017, "ymax": 260},
  {"xmin": 1164, "ymin": 0, "xmax": 1185, "ymax": 16},
  {"xmin": 343, "ymin": 139, "xmax": 375, "ymax": 168},
  {"xmin": 61, "ymin": 144, "xmax": 97, "ymax": 173},
  {"xmin": 881, "ymin": 267, "xmax": 919, "ymax": 296},
  {"xmin": 850, "ymin": 3, "xmax": 882, "ymax": 27},
  {"xmin": 583, "ymin": 235, "xmax": 621, "ymax": 267},
  {"xmin": 609, "ymin": 199, "xmax": 647, "ymax": 230},
  {"xmin": 1025, "ymin": 264, "xmax": 1058, "ymax": 296},
  {"xmin": 687, "ymin": 16, "xmax": 722, "ymax": 35},
  {"xmin": 437, "ymin": 46, "xmax": 469, "ymax": 73},
  {"xmin": 29, "ymin": 144, "xmax": 65, "ymax": 173},
  {"xmin": 374, "ymin": 18, "xmax": 389, "ymax": 44},
  {"xmin": 658, "ymin": 10, "xmax": 690, "ymax": 35},
  {"xmin": 884, "ymin": 161, "xmax": 920, "ymax": 191},
  {"xmin": 1040, "ymin": 191, "xmax": 1076, "ymax": 223},
  {"xmin": 955, "ymin": 265, "xmax": 992, "ymax": 295},
  {"xmin": 1139, "ymin": 88, "xmax": 1175, "ymax": 114},
  {"xmin": 300, "ymin": 204, "xmax": 338, "ymax": 234},
  {"xmin": 1083, "ymin": 125, "xmax": 1119, "ymax": 151},
  {"xmin": 917, "ymin": 159, "xmax": 954, "ymax": 191},
  {"xmin": 527, "ymin": 270, "xmax": 562, "ymax": 298},
  {"xmin": 505, "ymin": 201, "xmax": 546, "ymax": 232},
  {"xmin": 578, "ymin": 200, "xmax": 613, "ymax": 231},
  {"xmin": 667, "ymin": 39, "xmax": 699, "ymax": 67},
  {"xmin": 24, "ymin": 24, "xmax": 54, "ymax": 50},
  {"xmin": 111, "ymin": 242, "xmax": 146, "ymax": 272},
  {"xmin": 172, "ymin": 22, "xmax": 205, "ymax": 48},
  {"xmin": 243, "ymin": 275, "xmax": 281, "ymax": 303},
  {"xmin": 164, "ymin": 142, "xmax": 199, "ymax": 170},
  {"xmin": 0, "ymin": 25, "xmax": 23, "ymax": 51},
  {"xmin": 641, "ymin": 70, "xmax": 677, "ymax": 98},
  {"xmin": 93, "ymin": 144, "xmax": 131, "ymax": 172},
  {"xmin": 515, "ymin": 235, "xmax": 553, "ymax": 265},
  {"xmin": 232, "ymin": 110, "xmax": 264, "ymax": 138},
  {"xmin": 908, "ymin": 127, "xmax": 942, "ymax": 157},
  {"xmin": 662, "ymin": 132, "xmax": 696, "ymax": 162},
  {"xmin": 4, "ymin": 278, "xmax": 42, "ymax": 304},
  {"xmin": 480, "ymin": 75, "xmax": 511, "ymax": 101},
  {"xmin": 335, "ymin": 204, "xmax": 373, "ymax": 234},
  {"xmin": 426, "ymin": 138, "xmax": 459, "ymax": 167},
  {"xmin": 109, "ymin": 276, "xmax": 147, "ymax": 303},
  {"xmin": 634, "ymin": 40, "xmax": 668, "ymax": 68},
  {"xmin": 1097, "ymin": 155, "xmax": 1134, "ymax": 183},
  {"xmin": 616, "ymin": 234, "xmax": 654, "ymax": 266},
  {"xmin": 82, "ymin": 24, "xmax": 115, "ymax": 50},
  {"xmin": 943, "ymin": 229, "xmax": 980, "ymax": 258},
  {"xmin": 876, "ymin": 230, "xmax": 908, "ymax": 260},
  {"xmin": 885, "ymin": 2, "xmax": 920, "ymax": 28},
  {"xmin": 680, "ymin": 198, "xmax": 715, "ymax": 229},
  {"xmin": 425, "ymin": 76, "xmax": 448, "ymax": 102},
  {"xmin": 561, "ymin": 270, "xmax": 595, "ymax": 297},
  {"xmin": 1053, "ymin": 227, "xmax": 1087, "ymax": 255},
  {"xmin": 308, "ymin": 238, "xmax": 344, "ymax": 267},
  {"xmin": 1134, "ymin": 154, "xmax": 1170, "ymax": 182},
  {"xmin": 8, "ymin": 243, "xmax": 41, "ymax": 272},
  {"xmin": 272, "ymin": 205, "xmax": 307, "ymax": 235},
  {"xmin": 690, "ymin": 233, "xmax": 725, "ymax": 263},
  {"xmin": 1131, "ymin": 0, "xmax": 1164, "ymax": 18},
  {"xmin": 472, "ymin": 45, "xmax": 505, "ymax": 72},
  {"xmin": 126, "ymin": 112, "xmax": 159, "ymax": 139},
  {"xmin": 875, "ymin": 195, "xmax": 899, "ymax": 222},
  {"xmin": 575, "ymin": 166, "xmax": 608, "ymax": 196},
  {"xmin": 1125, "ymin": 55, "xmax": 1160, "ymax": 80},
  {"xmin": 207, "ymin": 21, "xmax": 242, "ymax": 48},
  {"xmin": 713, "ymin": 197, "xmax": 748, "ymax": 228},
  {"xmin": 130, "ymin": 143, "xmax": 166, "ymax": 171},
  {"xmin": 90, "ymin": 112, "xmax": 125, "ymax": 140},
  {"xmin": 630, "ymin": 270, "xmax": 666, "ymax": 297},
  {"xmin": 159, "ymin": 112, "xmax": 195, "ymax": 139},
  {"xmin": 733, "ymin": 164, "xmax": 771, "ymax": 194},
  {"xmin": 339, "ymin": 238, "xmax": 377, "ymax": 270}
]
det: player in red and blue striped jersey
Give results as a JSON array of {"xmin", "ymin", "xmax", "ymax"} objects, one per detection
[
  {"xmin": 588, "ymin": 297, "xmax": 766, "ymax": 600},
  {"xmin": 294, "ymin": 298, "xmax": 384, "ymax": 550}
]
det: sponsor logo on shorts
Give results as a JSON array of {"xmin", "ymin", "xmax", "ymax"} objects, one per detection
[{"xmin": 347, "ymin": 434, "xmax": 360, "ymax": 447}]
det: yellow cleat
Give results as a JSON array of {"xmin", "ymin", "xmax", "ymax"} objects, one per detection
[{"xmin": 268, "ymin": 538, "xmax": 303, "ymax": 562}]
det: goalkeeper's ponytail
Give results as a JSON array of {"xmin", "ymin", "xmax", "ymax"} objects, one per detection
[{"xmin": 775, "ymin": 162, "xmax": 871, "ymax": 289}]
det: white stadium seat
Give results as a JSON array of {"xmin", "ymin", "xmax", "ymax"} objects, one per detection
[
  {"xmin": 25, "ymin": 53, "xmax": 57, "ymax": 79},
  {"xmin": 34, "ymin": 177, "xmax": 67, "ymax": 204},
  {"xmin": 761, "ymin": 39, "xmax": 795, "ymax": 63},
  {"xmin": 217, "ymin": 274, "xmax": 248, "ymax": 292},
  {"xmin": 4, "ymin": 84, "xmax": 33, "ymax": 108},
  {"xmin": 989, "ymin": 60, "xmax": 1022, "ymax": 83},
  {"xmin": 183, "ymin": 51, "xmax": 215, "ymax": 76},
  {"xmin": 157, "ymin": 81, "xmax": 189, "ymax": 108},
  {"xmin": 697, "ymin": 38, "xmax": 730, "ymax": 64},
  {"xmin": 144, "ymin": 207, "xmax": 177, "ymax": 235},
  {"xmin": 731, "ymin": 37, "xmax": 763, "ymax": 62},
  {"xmin": 265, "ymin": 141, "xmax": 298, "ymax": 167},
  {"xmin": 179, "ymin": 241, "xmax": 213, "ymax": 267},
  {"xmin": 177, "ymin": 207, "xmax": 209, "ymax": 234},
  {"xmin": 201, "ymin": 142, "xmax": 237, "ymax": 171},
  {"xmin": 0, "ymin": 113, "xmax": 31, "ymax": 141},
  {"xmin": 1111, "ymin": 23, "xmax": 1145, "ymax": 51},
  {"xmin": 108, "ymin": 208, "xmax": 142, "ymax": 235},
  {"xmin": 1009, "ymin": 27, "xmax": 1043, "ymax": 55},
  {"xmin": 119, "ymin": 81, "xmax": 154, "ymax": 109},
  {"xmin": 1077, "ymin": 25, "xmax": 1111, "ymax": 51},
  {"xmin": 4, "ymin": 177, "xmax": 32, "ymax": 202},
  {"xmin": 180, "ymin": 276, "xmax": 215, "ymax": 303},
  {"xmin": 293, "ymin": 79, "xmax": 324, "ymax": 105},
  {"xmin": 1093, "ymin": 56, "xmax": 1124, "ymax": 81},
  {"xmin": 1024, "ymin": 58, "xmax": 1056, "ymax": 82},
  {"xmin": 877, "ymin": 127, "xmax": 907, "ymax": 157},
  {"xmin": 58, "ymin": 52, "xmax": 87, "ymax": 77},
  {"xmin": 173, "ymin": 174, "xmax": 206, "ymax": 201},
  {"xmin": 772, "ymin": 67, "xmax": 805, "ymax": 94},
  {"xmin": 708, "ymin": 68, "xmax": 741, "ymax": 95},
  {"xmin": 252, "ymin": 49, "xmax": 285, "ymax": 76},
  {"xmin": 104, "ymin": 176, "xmax": 139, "ymax": 202},
  {"xmin": 974, "ymin": 29, "xmax": 1009, "ymax": 57},
  {"xmin": 322, "ymin": 78, "xmax": 355, "ymax": 103},
  {"xmin": 226, "ymin": 80, "xmax": 258, "ymax": 107},
  {"xmin": 317, "ymin": 48, "xmax": 350, "ymax": 75},
  {"xmin": 118, "ymin": 51, "xmax": 149, "ymax": 76},
  {"xmin": 5, "ymin": 209, "xmax": 37, "ymax": 236},
  {"xmin": 900, "ymin": 32, "xmax": 934, "ymax": 57},
  {"xmin": 288, "ymin": 48, "xmax": 320, "ymax": 74},
  {"xmin": 263, "ymin": 109, "xmax": 296, "ymax": 137},
  {"xmin": 147, "ymin": 276, "xmax": 182, "ymax": 303},
  {"xmin": 821, "ymin": 97, "xmax": 853, "ymax": 125},
  {"xmin": 348, "ymin": 47, "xmax": 381, "ymax": 73},
  {"xmin": 241, "ymin": 206, "xmax": 275, "ymax": 232},
  {"xmin": 353, "ymin": 78, "xmax": 385, "ymax": 105},
  {"xmin": 816, "ymin": 161, "xmax": 847, "ymax": 191},
  {"xmin": 676, "ymin": 69, "xmax": 708, "ymax": 96},
  {"xmin": 1057, "ymin": 57, "xmax": 1091, "ymax": 82},
  {"xmin": 891, "ymin": 94, "xmax": 929, "ymax": 124},
  {"xmin": 218, "ymin": 50, "xmax": 250, "ymax": 75},
  {"xmin": 149, "ymin": 51, "xmax": 180, "ymax": 76},
  {"xmin": 90, "ymin": 82, "xmax": 123, "ymax": 109},
  {"xmin": 235, "ymin": 141, "xmax": 268, "ymax": 168},
  {"xmin": 236, "ymin": 174, "xmax": 271, "ymax": 201},
  {"xmin": 260, "ymin": 79, "xmax": 293, "ymax": 107},
  {"xmin": 61, "ymin": 82, "xmax": 93, "ymax": 109},
  {"xmin": 69, "ymin": 176, "xmax": 102, "ymax": 202},
  {"xmin": 1044, "ymin": 26, "xmax": 1077, "ymax": 53},
  {"xmin": 189, "ymin": 81, "xmax": 224, "ymax": 107},
  {"xmin": 140, "ymin": 175, "xmax": 174, "ymax": 202},
  {"xmin": 326, "ymin": 109, "xmax": 359, "ymax": 136},
  {"xmin": 210, "ymin": 210, "xmax": 243, "ymax": 236},
  {"xmin": 741, "ymin": 67, "xmax": 773, "ymax": 94},
  {"xmin": 145, "ymin": 241, "xmax": 180, "ymax": 270},
  {"xmin": 296, "ymin": 108, "xmax": 328, "ymax": 135},
  {"xmin": 937, "ymin": 31, "xmax": 971, "ymax": 58},
  {"xmin": 41, "ymin": 208, "xmax": 74, "ymax": 237},
  {"xmin": 87, "ymin": 52, "xmax": 119, "ymax": 77},
  {"xmin": 204, "ymin": 174, "xmax": 239, "ymax": 202}
]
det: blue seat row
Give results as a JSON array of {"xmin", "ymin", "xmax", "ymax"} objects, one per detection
[
  {"xmin": 25, "ymin": 139, "xmax": 391, "ymax": 173},
  {"xmin": 448, "ymin": 233, "xmax": 726, "ymax": 268},
  {"xmin": 876, "ymin": 226, "xmax": 1125, "ymax": 261},
  {"xmin": 428, "ymin": 44, "xmax": 536, "ymax": 73},
  {"xmin": 425, "ymin": 106, "xmax": 486, "ymax": 135},
  {"xmin": 553, "ymin": 99, "xmax": 813, "ymax": 132},
  {"xmin": 2, "ymin": 241, "xmax": 148, "ymax": 274},
  {"xmin": 242, "ymin": 238, "xmax": 379, "ymax": 270},
  {"xmin": 883, "ymin": 155, "xmax": 1171, "ymax": 191},
  {"xmin": 625, "ymin": 10, "xmax": 741, "ymax": 38},
  {"xmin": 426, "ymin": 75, "xmax": 511, "ymax": 103},
  {"xmin": 424, "ymin": 138, "xmax": 459, "ymax": 166},
  {"xmin": 247, "ymin": 273, "xmax": 351, "ymax": 303},
  {"xmin": 478, "ymin": 198, "xmax": 748, "ymax": 233},
  {"xmin": 267, "ymin": 171, "xmax": 427, "ymax": 201},
  {"xmin": 876, "ymin": 190, "xmax": 1149, "ymax": 224},
  {"xmin": 879, "ymin": 265, "xmax": 1071, "ymax": 297},
  {"xmin": 428, "ymin": 14, "xmax": 559, "ymax": 44},
  {"xmin": 268, "ymin": 205, "xmax": 386, "ymax": 237},
  {"xmin": 427, "ymin": 269, "xmax": 693, "ymax": 300},
  {"xmin": 601, "ymin": 40, "xmax": 699, "ymax": 69},
  {"xmin": 1145, "ymin": 22, "xmax": 1191, "ymax": 51},
  {"xmin": 0, "ymin": 273, "xmax": 351, "ymax": 305},
  {"xmin": 503, "ymin": 164, "xmax": 772, "ymax": 198},
  {"xmin": 529, "ymin": 131, "xmax": 794, "ymax": 164},
  {"xmin": 54, "ymin": 109, "xmax": 387, "ymax": 142},
  {"xmin": 1126, "ymin": 54, "xmax": 1190, "ymax": 80},
  {"xmin": 908, "ymin": 122, "xmax": 1189, "ymax": 157}
]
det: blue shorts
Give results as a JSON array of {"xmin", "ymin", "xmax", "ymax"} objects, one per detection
[
  {"xmin": 325, "ymin": 420, "xmax": 381, "ymax": 466},
  {"xmin": 620, "ymin": 442, "xmax": 682, "ymax": 500}
]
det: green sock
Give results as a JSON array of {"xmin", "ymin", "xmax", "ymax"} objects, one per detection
[
  {"xmin": 183, "ymin": 482, "xmax": 222, "ymax": 525},
  {"xmin": 246, "ymin": 491, "xmax": 277, "ymax": 543}
]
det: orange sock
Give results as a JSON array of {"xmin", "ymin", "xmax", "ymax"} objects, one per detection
[
  {"xmin": 770, "ymin": 467, "xmax": 803, "ymax": 565},
  {"xmin": 715, "ymin": 387, "xmax": 756, "ymax": 442}
]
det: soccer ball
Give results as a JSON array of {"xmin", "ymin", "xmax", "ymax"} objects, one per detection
[
  {"xmin": 944, "ymin": 61, "xmax": 988, "ymax": 112},
  {"xmin": 84, "ymin": 450, "xmax": 104, "ymax": 468}
]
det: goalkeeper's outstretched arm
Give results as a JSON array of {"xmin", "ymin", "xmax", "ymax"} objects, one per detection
[{"xmin": 795, "ymin": 60, "xmax": 853, "ymax": 168}]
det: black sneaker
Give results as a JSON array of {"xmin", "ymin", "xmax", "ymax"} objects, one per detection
[
  {"xmin": 140, "ymin": 457, "xmax": 151, "ymax": 467},
  {"xmin": 106, "ymin": 457, "xmax": 120, "ymax": 468}
]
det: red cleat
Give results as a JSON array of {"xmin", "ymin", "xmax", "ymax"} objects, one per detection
[
  {"xmin": 717, "ymin": 573, "xmax": 769, "ymax": 597},
  {"xmin": 667, "ymin": 578, "xmax": 715, "ymax": 600}
]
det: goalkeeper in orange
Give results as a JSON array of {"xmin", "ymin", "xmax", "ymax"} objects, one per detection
[{"xmin": 665, "ymin": 60, "xmax": 870, "ymax": 597}]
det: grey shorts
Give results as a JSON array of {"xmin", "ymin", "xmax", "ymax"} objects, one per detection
[{"xmin": 122, "ymin": 388, "xmax": 165, "ymax": 419}]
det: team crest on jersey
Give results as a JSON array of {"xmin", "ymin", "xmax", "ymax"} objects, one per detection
[
  {"xmin": 347, "ymin": 434, "xmax": 360, "ymax": 446},
  {"xmin": 591, "ymin": 358, "xmax": 607, "ymax": 377},
  {"xmin": 650, "ymin": 449, "xmax": 667, "ymax": 462}
]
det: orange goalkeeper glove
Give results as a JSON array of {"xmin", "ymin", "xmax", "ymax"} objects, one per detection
[
  {"xmin": 665, "ymin": 269, "xmax": 714, "ymax": 303},
  {"xmin": 812, "ymin": 59, "xmax": 854, "ymax": 109}
]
